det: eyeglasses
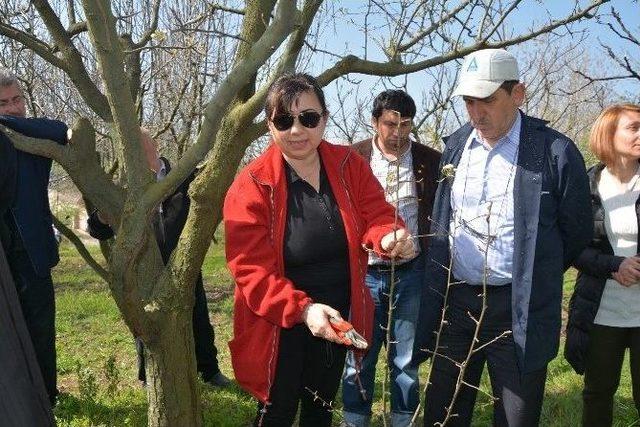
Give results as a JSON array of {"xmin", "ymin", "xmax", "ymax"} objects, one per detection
[{"xmin": 271, "ymin": 110, "xmax": 323, "ymax": 131}]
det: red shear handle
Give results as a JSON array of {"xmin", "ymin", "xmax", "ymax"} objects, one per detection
[
  {"xmin": 329, "ymin": 317, "xmax": 354, "ymax": 332},
  {"xmin": 329, "ymin": 317, "xmax": 354, "ymax": 346}
]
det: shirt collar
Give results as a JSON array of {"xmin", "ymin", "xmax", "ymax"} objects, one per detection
[
  {"xmin": 284, "ymin": 161, "xmax": 303, "ymax": 183},
  {"xmin": 283, "ymin": 160, "xmax": 326, "ymax": 185}
]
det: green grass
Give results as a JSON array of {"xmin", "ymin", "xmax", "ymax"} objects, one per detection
[{"xmin": 50, "ymin": 241, "xmax": 639, "ymax": 426}]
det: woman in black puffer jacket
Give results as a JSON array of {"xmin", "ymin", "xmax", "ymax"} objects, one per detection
[{"xmin": 566, "ymin": 103, "xmax": 640, "ymax": 426}]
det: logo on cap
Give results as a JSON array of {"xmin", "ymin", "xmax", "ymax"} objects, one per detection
[{"xmin": 467, "ymin": 57, "xmax": 478, "ymax": 72}]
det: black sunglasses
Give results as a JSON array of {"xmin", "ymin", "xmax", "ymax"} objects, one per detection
[{"xmin": 271, "ymin": 110, "xmax": 323, "ymax": 131}]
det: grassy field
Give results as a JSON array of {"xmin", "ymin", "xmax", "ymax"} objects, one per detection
[{"xmin": 50, "ymin": 238, "xmax": 639, "ymax": 426}]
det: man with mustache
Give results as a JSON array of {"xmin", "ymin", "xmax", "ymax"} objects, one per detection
[
  {"xmin": 414, "ymin": 49, "xmax": 592, "ymax": 426},
  {"xmin": 341, "ymin": 90, "xmax": 441, "ymax": 427}
]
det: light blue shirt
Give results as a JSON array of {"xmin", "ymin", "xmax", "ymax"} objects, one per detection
[{"xmin": 450, "ymin": 112, "xmax": 521, "ymax": 285}]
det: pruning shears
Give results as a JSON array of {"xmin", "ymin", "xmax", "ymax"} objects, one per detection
[{"xmin": 329, "ymin": 317, "xmax": 368, "ymax": 350}]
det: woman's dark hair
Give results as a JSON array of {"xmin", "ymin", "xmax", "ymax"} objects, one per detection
[
  {"xmin": 265, "ymin": 73, "xmax": 327, "ymax": 119},
  {"xmin": 371, "ymin": 90, "xmax": 416, "ymax": 119}
]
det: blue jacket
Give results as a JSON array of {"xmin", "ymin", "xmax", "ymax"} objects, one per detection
[
  {"xmin": 0, "ymin": 116, "xmax": 68, "ymax": 277},
  {"xmin": 413, "ymin": 112, "xmax": 593, "ymax": 373}
]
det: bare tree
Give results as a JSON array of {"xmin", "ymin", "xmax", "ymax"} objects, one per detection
[{"xmin": 0, "ymin": 0, "xmax": 611, "ymax": 425}]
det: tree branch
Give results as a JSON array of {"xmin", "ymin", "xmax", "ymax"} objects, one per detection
[
  {"xmin": 233, "ymin": 0, "xmax": 323, "ymax": 125},
  {"xmin": 52, "ymin": 214, "xmax": 109, "ymax": 282},
  {"xmin": 208, "ymin": 3, "xmax": 245, "ymax": 15},
  {"xmin": 66, "ymin": 21, "xmax": 87, "ymax": 37},
  {"xmin": 81, "ymin": 0, "xmax": 148, "ymax": 195},
  {"xmin": 480, "ymin": 0, "xmax": 523, "ymax": 42},
  {"xmin": 396, "ymin": 0, "xmax": 473, "ymax": 54},
  {"xmin": 608, "ymin": 7, "xmax": 639, "ymax": 46},
  {"xmin": 0, "ymin": 23, "xmax": 65, "ymax": 68},
  {"xmin": 133, "ymin": 0, "xmax": 162, "ymax": 49},
  {"xmin": 31, "ymin": 0, "xmax": 112, "ymax": 121},
  {"xmin": 317, "ymin": 0, "xmax": 608, "ymax": 86},
  {"xmin": 162, "ymin": 0, "xmax": 299, "ymax": 303}
]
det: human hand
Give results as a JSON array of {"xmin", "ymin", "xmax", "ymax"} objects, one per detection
[
  {"xmin": 91, "ymin": 209, "xmax": 114, "ymax": 227},
  {"xmin": 613, "ymin": 256, "xmax": 640, "ymax": 287},
  {"xmin": 380, "ymin": 228, "xmax": 415, "ymax": 259},
  {"xmin": 301, "ymin": 303, "xmax": 347, "ymax": 344}
]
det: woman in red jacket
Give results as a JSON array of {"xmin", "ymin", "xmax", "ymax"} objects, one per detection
[{"xmin": 224, "ymin": 73, "xmax": 414, "ymax": 426}]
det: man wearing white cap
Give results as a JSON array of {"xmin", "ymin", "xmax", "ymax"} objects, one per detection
[{"xmin": 413, "ymin": 49, "xmax": 592, "ymax": 426}]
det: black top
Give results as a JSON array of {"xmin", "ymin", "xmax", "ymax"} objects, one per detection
[{"xmin": 283, "ymin": 160, "xmax": 350, "ymax": 317}]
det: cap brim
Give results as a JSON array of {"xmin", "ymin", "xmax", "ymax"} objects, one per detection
[{"xmin": 452, "ymin": 80, "xmax": 503, "ymax": 98}]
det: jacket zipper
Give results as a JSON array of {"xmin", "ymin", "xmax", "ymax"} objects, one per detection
[{"xmin": 248, "ymin": 171, "xmax": 280, "ymax": 406}]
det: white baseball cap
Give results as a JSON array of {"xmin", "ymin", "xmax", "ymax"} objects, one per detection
[{"xmin": 452, "ymin": 49, "xmax": 520, "ymax": 98}]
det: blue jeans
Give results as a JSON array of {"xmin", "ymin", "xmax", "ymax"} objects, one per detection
[{"xmin": 342, "ymin": 256, "xmax": 423, "ymax": 426}]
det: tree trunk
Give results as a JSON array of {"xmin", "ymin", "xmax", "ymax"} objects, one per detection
[{"xmin": 145, "ymin": 311, "xmax": 201, "ymax": 427}]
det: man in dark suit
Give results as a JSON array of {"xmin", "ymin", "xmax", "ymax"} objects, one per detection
[
  {"xmin": 87, "ymin": 130, "xmax": 230, "ymax": 387},
  {"xmin": 0, "ymin": 68, "xmax": 68, "ymax": 405},
  {"xmin": 414, "ymin": 49, "xmax": 593, "ymax": 426}
]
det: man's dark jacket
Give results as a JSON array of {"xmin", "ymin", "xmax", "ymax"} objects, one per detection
[
  {"xmin": 413, "ymin": 112, "xmax": 593, "ymax": 373},
  {"xmin": 351, "ymin": 138, "xmax": 442, "ymax": 252},
  {"xmin": 0, "ymin": 116, "xmax": 63, "ymax": 424},
  {"xmin": 565, "ymin": 163, "xmax": 629, "ymax": 374},
  {"xmin": 0, "ymin": 116, "xmax": 67, "ymax": 277},
  {"xmin": 87, "ymin": 158, "xmax": 193, "ymax": 263},
  {"xmin": 0, "ymin": 126, "xmax": 16, "ymax": 246}
]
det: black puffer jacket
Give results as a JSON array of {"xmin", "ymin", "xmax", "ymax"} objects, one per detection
[{"xmin": 565, "ymin": 163, "xmax": 638, "ymax": 374}]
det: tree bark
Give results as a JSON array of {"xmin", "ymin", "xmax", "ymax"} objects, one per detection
[{"xmin": 145, "ymin": 310, "xmax": 201, "ymax": 427}]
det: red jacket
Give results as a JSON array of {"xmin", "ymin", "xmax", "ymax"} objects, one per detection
[{"xmin": 224, "ymin": 140, "xmax": 403, "ymax": 403}]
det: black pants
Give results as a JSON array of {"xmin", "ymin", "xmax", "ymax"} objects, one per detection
[
  {"xmin": 254, "ymin": 324, "xmax": 347, "ymax": 427},
  {"xmin": 137, "ymin": 275, "xmax": 220, "ymax": 382},
  {"xmin": 8, "ymin": 250, "xmax": 57, "ymax": 405},
  {"xmin": 424, "ymin": 284, "xmax": 547, "ymax": 427},
  {"xmin": 583, "ymin": 324, "xmax": 640, "ymax": 426}
]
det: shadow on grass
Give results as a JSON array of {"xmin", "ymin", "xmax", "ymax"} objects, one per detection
[{"xmin": 54, "ymin": 392, "xmax": 147, "ymax": 426}]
